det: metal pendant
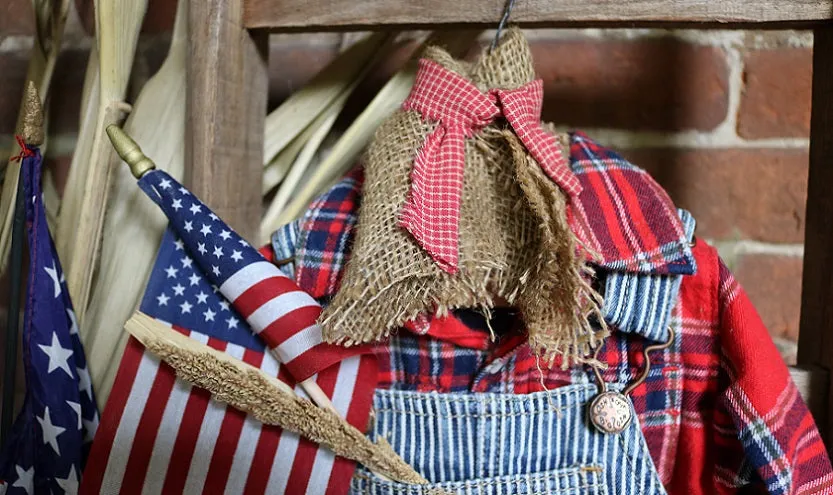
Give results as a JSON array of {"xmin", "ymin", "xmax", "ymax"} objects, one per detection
[{"xmin": 588, "ymin": 390, "xmax": 632, "ymax": 435}]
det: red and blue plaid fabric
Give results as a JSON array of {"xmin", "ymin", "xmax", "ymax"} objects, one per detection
[{"xmin": 270, "ymin": 131, "xmax": 832, "ymax": 494}]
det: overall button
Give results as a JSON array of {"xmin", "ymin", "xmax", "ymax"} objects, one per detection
[{"xmin": 588, "ymin": 391, "xmax": 632, "ymax": 435}]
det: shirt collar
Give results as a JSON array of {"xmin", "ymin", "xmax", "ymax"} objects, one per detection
[{"xmin": 272, "ymin": 131, "xmax": 696, "ymax": 302}]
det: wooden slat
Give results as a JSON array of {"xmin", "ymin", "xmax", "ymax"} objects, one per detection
[
  {"xmin": 187, "ymin": 0, "xmax": 268, "ymax": 242},
  {"xmin": 244, "ymin": 0, "xmax": 833, "ymax": 29},
  {"xmin": 798, "ymin": 26, "xmax": 833, "ymax": 452}
]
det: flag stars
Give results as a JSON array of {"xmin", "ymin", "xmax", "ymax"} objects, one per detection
[
  {"xmin": 165, "ymin": 265, "xmax": 179, "ymax": 278},
  {"xmin": 157, "ymin": 293, "xmax": 170, "ymax": 306},
  {"xmin": 44, "ymin": 261, "xmax": 61, "ymax": 298},
  {"xmin": 197, "ymin": 242, "xmax": 208, "ymax": 255},
  {"xmin": 83, "ymin": 413, "xmax": 99, "ymax": 443},
  {"xmin": 219, "ymin": 300, "xmax": 230, "ymax": 312},
  {"xmin": 37, "ymin": 406, "xmax": 66, "ymax": 455},
  {"xmin": 173, "ymin": 284, "xmax": 186, "ymax": 296},
  {"xmin": 180, "ymin": 301, "xmax": 193, "ymax": 314},
  {"xmin": 213, "ymin": 245, "xmax": 224, "ymax": 258},
  {"xmin": 67, "ymin": 400, "xmax": 82, "ymax": 429},
  {"xmin": 200, "ymin": 224, "xmax": 212, "ymax": 237},
  {"xmin": 171, "ymin": 198, "xmax": 183, "ymax": 210},
  {"xmin": 184, "ymin": 221, "xmax": 194, "ymax": 233},
  {"xmin": 78, "ymin": 365, "xmax": 93, "ymax": 400},
  {"xmin": 56, "ymin": 466, "xmax": 79, "ymax": 494},
  {"xmin": 159, "ymin": 178, "xmax": 172, "ymax": 189},
  {"xmin": 226, "ymin": 316, "xmax": 239, "ymax": 329},
  {"xmin": 195, "ymin": 291, "xmax": 209, "ymax": 304},
  {"xmin": 13, "ymin": 465, "xmax": 34, "ymax": 495},
  {"xmin": 230, "ymin": 250, "xmax": 243, "ymax": 262},
  {"xmin": 203, "ymin": 308, "xmax": 216, "ymax": 322},
  {"xmin": 209, "ymin": 213, "xmax": 219, "ymax": 221},
  {"xmin": 238, "ymin": 239, "xmax": 248, "ymax": 247},
  {"xmin": 188, "ymin": 273, "xmax": 201, "ymax": 287},
  {"xmin": 219, "ymin": 230, "xmax": 232, "ymax": 241},
  {"xmin": 67, "ymin": 308, "xmax": 79, "ymax": 335},
  {"xmin": 174, "ymin": 239, "xmax": 185, "ymax": 250},
  {"xmin": 180, "ymin": 256, "xmax": 193, "ymax": 269},
  {"xmin": 211, "ymin": 284, "xmax": 219, "ymax": 294},
  {"xmin": 179, "ymin": 186, "xmax": 190, "ymax": 195},
  {"xmin": 212, "ymin": 266, "xmax": 221, "ymax": 276},
  {"xmin": 38, "ymin": 333, "xmax": 74, "ymax": 377},
  {"xmin": 189, "ymin": 203, "xmax": 202, "ymax": 215}
]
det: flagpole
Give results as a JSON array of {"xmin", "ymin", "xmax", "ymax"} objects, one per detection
[
  {"xmin": 106, "ymin": 125, "xmax": 338, "ymax": 415},
  {"xmin": 1, "ymin": 82, "xmax": 43, "ymax": 445}
]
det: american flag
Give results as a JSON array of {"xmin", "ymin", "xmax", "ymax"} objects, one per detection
[
  {"xmin": 82, "ymin": 169, "xmax": 378, "ymax": 493},
  {"xmin": 0, "ymin": 144, "xmax": 99, "ymax": 494}
]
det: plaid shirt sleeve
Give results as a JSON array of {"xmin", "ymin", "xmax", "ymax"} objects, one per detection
[{"xmin": 712, "ymin": 257, "xmax": 832, "ymax": 494}]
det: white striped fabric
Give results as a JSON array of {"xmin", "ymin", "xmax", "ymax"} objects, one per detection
[{"xmin": 82, "ymin": 324, "xmax": 370, "ymax": 494}]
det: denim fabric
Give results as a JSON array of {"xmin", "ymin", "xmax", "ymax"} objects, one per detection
[
  {"xmin": 602, "ymin": 209, "xmax": 696, "ymax": 343},
  {"xmin": 350, "ymin": 384, "xmax": 666, "ymax": 495}
]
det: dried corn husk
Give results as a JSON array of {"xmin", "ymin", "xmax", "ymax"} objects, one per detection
[
  {"xmin": 83, "ymin": 0, "xmax": 187, "ymax": 409},
  {"xmin": 57, "ymin": 0, "xmax": 148, "ymax": 322},
  {"xmin": 263, "ymin": 32, "xmax": 393, "ymax": 165},
  {"xmin": 0, "ymin": 0, "xmax": 70, "ymax": 276},
  {"xmin": 274, "ymin": 31, "xmax": 480, "ymax": 227}
]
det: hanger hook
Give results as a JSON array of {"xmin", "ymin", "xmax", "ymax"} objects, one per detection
[{"xmin": 490, "ymin": 0, "xmax": 517, "ymax": 52}]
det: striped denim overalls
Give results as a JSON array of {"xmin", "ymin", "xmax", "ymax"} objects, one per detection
[{"xmin": 346, "ymin": 210, "xmax": 695, "ymax": 495}]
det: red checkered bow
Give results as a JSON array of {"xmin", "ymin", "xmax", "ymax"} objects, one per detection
[{"xmin": 400, "ymin": 59, "xmax": 582, "ymax": 273}]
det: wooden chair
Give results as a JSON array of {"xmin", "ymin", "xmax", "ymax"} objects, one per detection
[{"xmin": 184, "ymin": 0, "xmax": 833, "ymax": 453}]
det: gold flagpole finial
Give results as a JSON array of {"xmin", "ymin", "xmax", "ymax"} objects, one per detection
[
  {"xmin": 22, "ymin": 81, "xmax": 44, "ymax": 146},
  {"xmin": 106, "ymin": 125, "xmax": 156, "ymax": 178}
]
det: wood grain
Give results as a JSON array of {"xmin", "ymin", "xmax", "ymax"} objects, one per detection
[
  {"xmin": 187, "ymin": 0, "xmax": 268, "ymax": 243},
  {"xmin": 798, "ymin": 26, "xmax": 833, "ymax": 453},
  {"xmin": 244, "ymin": 0, "xmax": 833, "ymax": 29}
]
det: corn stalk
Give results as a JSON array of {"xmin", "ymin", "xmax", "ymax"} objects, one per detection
[
  {"xmin": 0, "ymin": 0, "xmax": 70, "ymax": 276},
  {"xmin": 56, "ymin": 0, "xmax": 148, "ymax": 323}
]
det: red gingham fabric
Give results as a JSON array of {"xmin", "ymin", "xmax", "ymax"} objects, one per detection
[
  {"xmin": 400, "ymin": 59, "xmax": 581, "ymax": 273},
  {"xmin": 269, "ymin": 131, "xmax": 832, "ymax": 494}
]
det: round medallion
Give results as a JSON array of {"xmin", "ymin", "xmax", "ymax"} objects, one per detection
[{"xmin": 588, "ymin": 391, "xmax": 632, "ymax": 435}]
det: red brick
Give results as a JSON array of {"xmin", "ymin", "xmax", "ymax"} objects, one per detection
[
  {"xmin": 0, "ymin": 0, "xmax": 35, "ymax": 35},
  {"xmin": 623, "ymin": 148, "xmax": 808, "ymax": 243},
  {"xmin": 531, "ymin": 38, "xmax": 730, "ymax": 131},
  {"xmin": 734, "ymin": 253, "xmax": 803, "ymax": 342},
  {"xmin": 738, "ymin": 48, "xmax": 812, "ymax": 139}
]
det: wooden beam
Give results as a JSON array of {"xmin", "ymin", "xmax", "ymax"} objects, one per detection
[
  {"xmin": 798, "ymin": 26, "xmax": 833, "ymax": 452},
  {"xmin": 244, "ymin": 0, "xmax": 833, "ymax": 29},
  {"xmin": 187, "ymin": 0, "xmax": 267, "ymax": 242}
]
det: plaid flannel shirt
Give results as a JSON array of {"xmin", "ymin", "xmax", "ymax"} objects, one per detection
[{"xmin": 270, "ymin": 131, "xmax": 833, "ymax": 495}]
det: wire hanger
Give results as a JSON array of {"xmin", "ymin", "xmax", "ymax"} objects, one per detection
[{"xmin": 490, "ymin": 0, "xmax": 518, "ymax": 52}]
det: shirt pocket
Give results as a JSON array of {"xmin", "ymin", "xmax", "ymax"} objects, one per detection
[{"xmin": 349, "ymin": 464, "xmax": 607, "ymax": 495}]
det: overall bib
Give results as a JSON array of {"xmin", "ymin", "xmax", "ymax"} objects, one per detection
[{"xmin": 346, "ymin": 210, "xmax": 695, "ymax": 495}]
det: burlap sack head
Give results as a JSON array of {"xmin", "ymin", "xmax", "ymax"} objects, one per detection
[{"xmin": 320, "ymin": 28, "xmax": 606, "ymax": 365}]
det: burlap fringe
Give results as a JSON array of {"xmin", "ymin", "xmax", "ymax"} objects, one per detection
[
  {"xmin": 320, "ymin": 28, "xmax": 607, "ymax": 367},
  {"xmin": 146, "ymin": 340, "xmax": 428, "ymax": 485}
]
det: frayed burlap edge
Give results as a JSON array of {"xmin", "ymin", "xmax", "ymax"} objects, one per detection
[
  {"xmin": 506, "ymin": 129, "xmax": 608, "ymax": 366},
  {"xmin": 320, "ymin": 28, "xmax": 607, "ymax": 367}
]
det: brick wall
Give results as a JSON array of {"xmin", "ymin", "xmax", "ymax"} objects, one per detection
[{"xmin": 0, "ymin": 2, "xmax": 812, "ymax": 362}]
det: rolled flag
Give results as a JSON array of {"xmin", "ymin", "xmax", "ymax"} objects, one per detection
[
  {"xmin": 0, "ymin": 137, "xmax": 99, "ymax": 494},
  {"xmin": 106, "ymin": 125, "xmax": 369, "ymax": 383}
]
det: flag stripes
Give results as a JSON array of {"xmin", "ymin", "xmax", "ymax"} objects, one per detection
[{"xmin": 82, "ymin": 324, "xmax": 376, "ymax": 494}]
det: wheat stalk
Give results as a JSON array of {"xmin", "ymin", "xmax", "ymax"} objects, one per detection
[
  {"xmin": 81, "ymin": 0, "xmax": 188, "ymax": 409},
  {"xmin": 57, "ymin": 0, "xmax": 148, "ymax": 323},
  {"xmin": 0, "ymin": 0, "xmax": 70, "ymax": 276},
  {"xmin": 125, "ymin": 311, "xmax": 428, "ymax": 485}
]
